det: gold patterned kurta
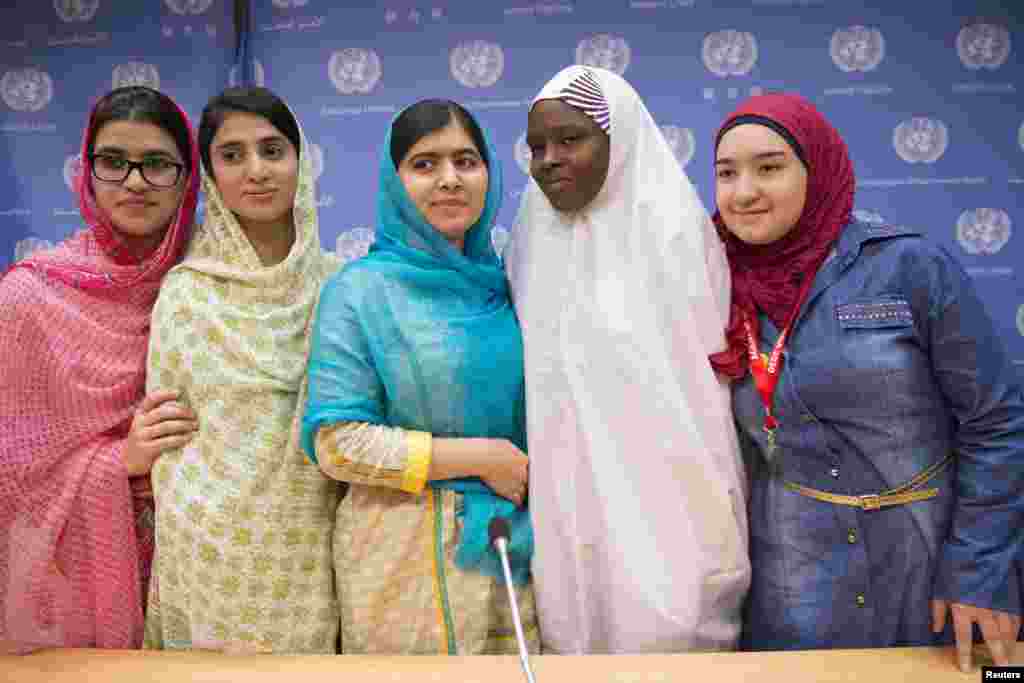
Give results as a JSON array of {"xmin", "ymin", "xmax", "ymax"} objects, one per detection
[
  {"xmin": 144, "ymin": 116, "xmax": 341, "ymax": 653},
  {"xmin": 316, "ymin": 423, "xmax": 539, "ymax": 655}
]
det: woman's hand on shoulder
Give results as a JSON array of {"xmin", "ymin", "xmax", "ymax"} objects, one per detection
[
  {"xmin": 122, "ymin": 389, "xmax": 198, "ymax": 477},
  {"xmin": 479, "ymin": 439, "xmax": 529, "ymax": 507}
]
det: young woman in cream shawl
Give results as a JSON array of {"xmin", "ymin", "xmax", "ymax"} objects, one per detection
[
  {"xmin": 143, "ymin": 87, "xmax": 340, "ymax": 653},
  {"xmin": 505, "ymin": 66, "xmax": 750, "ymax": 654}
]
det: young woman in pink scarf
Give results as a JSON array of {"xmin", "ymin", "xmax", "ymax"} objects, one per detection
[{"xmin": 0, "ymin": 86, "xmax": 200, "ymax": 653}]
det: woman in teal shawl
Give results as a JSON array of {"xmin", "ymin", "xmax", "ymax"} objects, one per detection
[{"xmin": 301, "ymin": 100, "xmax": 538, "ymax": 655}]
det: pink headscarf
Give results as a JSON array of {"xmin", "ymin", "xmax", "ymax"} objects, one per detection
[{"xmin": 0, "ymin": 87, "xmax": 199, "ymax": 653}]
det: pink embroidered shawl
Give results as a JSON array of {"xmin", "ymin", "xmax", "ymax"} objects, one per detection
[{"xmin": 0, "ymin": 94, "xmax": 199, "ymax": 653}]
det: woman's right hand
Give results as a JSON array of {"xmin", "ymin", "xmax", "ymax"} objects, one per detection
[
  {"xmin": 122, "ymin": 390, "xmax": 198, "ymax": 478},
  {"xmin": 479, "ymin": 439, "xmax": 530, "ymax": 506}
]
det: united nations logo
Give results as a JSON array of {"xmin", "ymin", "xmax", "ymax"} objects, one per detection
[
  {"xmin": 853, "ymin": 208, "xmax": 885, "ymax": 226},
  {"xmin": 1019, "ymin": 121, "xmax": 1024, "ymax": 152},
  {"xmin": 957, "ymin": 208, "xmax": 1012, "ymax": 255},
  {"xmin": 164, "ymin": 0, "xmax": 214, "ymax": 15},
  {"xmin": 830, "ymin": 25, "xmax": 885, "ymax": 73},
  {"xmin": 328, "ymin": 48, "xmax": 382, "ymax": 95},
  {"xmin": 702, "ymin": 30, "xmax": 758, "ymax": 77},
  {"xmin": 309, "ymin": 143, "xmax": 324, "ymax": 181},
  {"xmin": 514, "ymin": 132, "xmax": 532, "ymax": 175},
  {"xmin": 14, "ymin": 237, "xmax": 55, "ymax": 262},
  {"xmin": 229, "ymin": 60, "xmax": 265, "ymax": 88},
  {"xmin": 63, "ymin": 154, "xmax": 82, "ymax": 192},
  {"xmin": 271, "ymin": 0, "xmax": 309, "ymax": 7},
  {"xmin": 491, "ymin": 225, "xmax": 511, "ymax": 259},
  {"xmin": 661, "ymin": 125, "xmax": 695, "ymax": 168},
  {"xmin": 1016, "ymin": 304, "xmax": 1024, "ymax": 337},
  {"xmin": 112, "ymin": 62, "xmax": 160, "ymax": 90},
  {"xmin": 54, "ymin": 0, "xmax": 100, "ymax": 23},
  {"xmin": 957, "ymin": 22, "xmax": 1011, "ymax": 70},
  {"xmin": 1, "ymin": 68, "xmax": 54, "ymax": 112},
  {"xmin": 575, "ymin": 34, "xmax": 631, "ymax": 76},
  {"xmin": 336, "ymin": 227, "xmax": 374, "ymax": 265},
  {"xmin": 450, "ymin": 40, "xmax": 505, "ymax": 89},
  {"xmin": 893, "ymin": 117, "xmax": 948, "ymax": 164}
]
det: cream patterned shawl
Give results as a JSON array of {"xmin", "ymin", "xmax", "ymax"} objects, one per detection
[{"xmin": 144, "ymin": 116, "xmax": 341, "ymax": 653}]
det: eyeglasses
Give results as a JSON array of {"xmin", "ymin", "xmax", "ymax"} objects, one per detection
[{"xmin": 88, "ymin": 153, "xmax": 185, "ymax": 188}]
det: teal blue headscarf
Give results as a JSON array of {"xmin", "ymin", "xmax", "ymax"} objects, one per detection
[{"xmin": 301, "ymin": 105, "xmax": 532, "ymax": 584}]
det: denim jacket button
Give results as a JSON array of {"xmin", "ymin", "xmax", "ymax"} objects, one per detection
[
  {"xmin": 856, "ymin": 594, "xmax": 866, "ymax": 607},
  {"xmin": 830, "ymin": 467, "xmax": 840, "ymax": 478}
]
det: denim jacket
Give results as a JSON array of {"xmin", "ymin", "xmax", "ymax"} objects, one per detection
[{"xmin": 734, "ymin": 219, "xmax": 1024, "ymax": 649}]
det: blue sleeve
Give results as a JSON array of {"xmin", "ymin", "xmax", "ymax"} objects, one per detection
[
  {"xmin": 917, "ymin": 244, "xmax": 1024, "ymax": 614},
  {"xmin": 300, "ymin": 271, "xmax": 387, "ymax": 463}
]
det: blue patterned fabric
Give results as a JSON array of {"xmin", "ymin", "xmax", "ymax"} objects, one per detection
[{"xmin": 301, "ymin": 111, "xmax": 532, "ymax": 584}]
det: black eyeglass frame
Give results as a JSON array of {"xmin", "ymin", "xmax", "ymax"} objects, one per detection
[{"xmin": 88, "ymin": 153, "xmax": 185, "ymax": 189}]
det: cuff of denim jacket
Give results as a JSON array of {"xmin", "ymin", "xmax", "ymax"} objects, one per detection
[
  {"xmin": 401, "ymin": 430, "xmax": 432, "ymax": 495},
  {"xmin": 934, "ymin": 543, "xmax": 1021, "ymax": 615}
]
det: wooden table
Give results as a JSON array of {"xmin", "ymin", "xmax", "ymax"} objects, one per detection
[{"xmin": 2, "ymin": 644, "xmax": 1022, "ymax": 682}]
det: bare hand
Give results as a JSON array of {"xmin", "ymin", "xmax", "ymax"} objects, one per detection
[
  {"xmin": 932, "ymin": 599, "xmax": 1021, "ymax": 672},
  {"xmin": 479, "ymin": 439, "xmax": 529, "ymax": 506},
  {"xmin": 122, "ymin": 390, "xmax": 198, "ymax": 477}
]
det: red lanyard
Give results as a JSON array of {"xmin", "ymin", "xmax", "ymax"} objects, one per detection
[
  {"xmin": 743, "ymin": 313, "xmax": 786, "ymax": 436},
  {"xmin": 741, "ymin": 275, "xmax": 817, "ymax": 450}
]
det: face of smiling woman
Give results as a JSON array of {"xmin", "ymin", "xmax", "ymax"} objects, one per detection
[
  {"xmin": 526, "ymin": 98, "xmax": 610, "ymax": 213},
  {"xmin": 397, "ymin": 117, "xmax": 489, "ymax": 251},
  {"xmin": 714, "ymin": 123, "xmax": 808, "ymax": 246},
  {"xmin": 207, "ymin": 111, "xmax": 300, "ymax": 238}
]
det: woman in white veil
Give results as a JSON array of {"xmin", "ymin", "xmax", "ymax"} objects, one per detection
[{"xmin": 505, "ymin": 65, "xmax": 750, "ymax": 654}]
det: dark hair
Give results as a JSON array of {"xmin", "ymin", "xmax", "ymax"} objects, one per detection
[
  {"xmin": 197, "ymin": 86, "xmax": 301, "ymax": 175},
  {"xmin": 88, "ymin": 86, "xmax": 192, "ymax": 169},
  {"xmin": 390, "ymin": 99, "xmax": 488, "ymax": 169}
]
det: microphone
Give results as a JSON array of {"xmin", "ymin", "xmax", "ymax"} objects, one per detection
[{"xmin": 488, "ymin": 516, "xmax": 537, "ymax": 683}]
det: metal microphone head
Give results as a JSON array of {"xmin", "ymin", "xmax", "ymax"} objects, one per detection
[{"xmin": 488, "ymin": 516, "xmax": 512, "ymax": 547}]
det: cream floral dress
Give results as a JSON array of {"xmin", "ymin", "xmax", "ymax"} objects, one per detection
[{"xmin": 144, "ymin": 118, "xmax": 341, "ymax": 653}]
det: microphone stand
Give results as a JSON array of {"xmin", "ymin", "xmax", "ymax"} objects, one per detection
[{"xmin": 490, "ymin": 517, "xmax": 537, "ymax": 683}]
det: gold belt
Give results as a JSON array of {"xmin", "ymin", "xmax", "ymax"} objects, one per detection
[{"xmin": 783, "ymin": 453, "xmax": 954, "ymax": 511}]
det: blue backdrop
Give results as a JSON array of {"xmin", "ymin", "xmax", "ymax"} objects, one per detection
[{"xmin": 2, "ymin": 1, "xmax": 1022, "ymax": 366}]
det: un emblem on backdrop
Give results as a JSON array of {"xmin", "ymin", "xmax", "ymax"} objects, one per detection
[
  {"xmin": 328, "ymin": 48, "xmax": 382, "ymax": 95},
  {"xmin": 514, "ymin": 132, "xmax": 532, "ymax": 175},
  {"xmin": 113, "ymin": 63, "xmax": 160, "ymax": 90},
  {"xmin": 956, "ymin": 208, "xmax": 1012, "ymax": 255},
  {"xmin": 957, "ymin": 22, "xmax": 1011, "ymax": 70},
  {"xmin": 309, "ymin": 143, "xmax": 324, "ymax": 181},
  {"xmin": 491, "ymin": 225, "xmax": 511, "ymax": 259},
  {"xmin": 271, "ymin": 0, "xmax": 309, "ymax": 7},
  {"xmin": 1019, "ymin": 121, "xmax": 1024, "ymax": 152},
  {"xmin": 14, "ymin": 238, "xmax": 55, "ymax": 262},
  {"xmin": 830, "ymin": 26, "xmax": 885, "ymax": 72},
  {"xmin": 702, "ymin": 30, "xmax": 758, "ymax": 77},
  {"xmin": 164, "ymin": 0, "xmax": 214, "ymax": 15},
  {"xmin": 576, "ymin": 34, "xmax": 631, "ymax": 76},
  {"xmin": 1, "ymin": 68, "xmax": 54, "ymax": 112},
  {"xmin": 229, "ymin": 60, "xmax": 265, "ymax": 88},
  {"xmin": 450, "ymin": 40, "xmax": 505, "ymax": 89},
  {"xmin": 336, "ymin": 228, "xmax": 374, "ymax": 265},
  {"xmin": 63, "ymin": 154, "xmax": 82, "ymax": 192},
  {"xmin": 893, "ymin": 117, "xmax": 948, "ymax": 164},
  {"xmin": 660, "ymin": 126, "xmax": 695, "ymax": 168},
  {"xmin": 1016, "ymin": 304, "xmax": 1024, "ymax": 337},
  {"xmin": 54, "ymin": 0, "xmax": 100, "ymax": 23}
]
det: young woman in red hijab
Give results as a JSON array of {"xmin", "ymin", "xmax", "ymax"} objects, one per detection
[
  {"xmin": 711, "ymin": 93, "xmax": 1023, "ymax": 672},
  {"xmin": 0, "ymin": 86, "xmax": 199, "ymax": 653}
]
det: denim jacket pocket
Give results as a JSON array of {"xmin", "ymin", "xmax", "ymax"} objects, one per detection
[{"xmin": 835, "ymin": 298, "xmax": 914, "ymax": 330}]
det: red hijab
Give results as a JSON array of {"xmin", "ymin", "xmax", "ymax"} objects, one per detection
[{"xmin": 709, "ymin": 93, "xmax": 855, "ymax": 379}]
